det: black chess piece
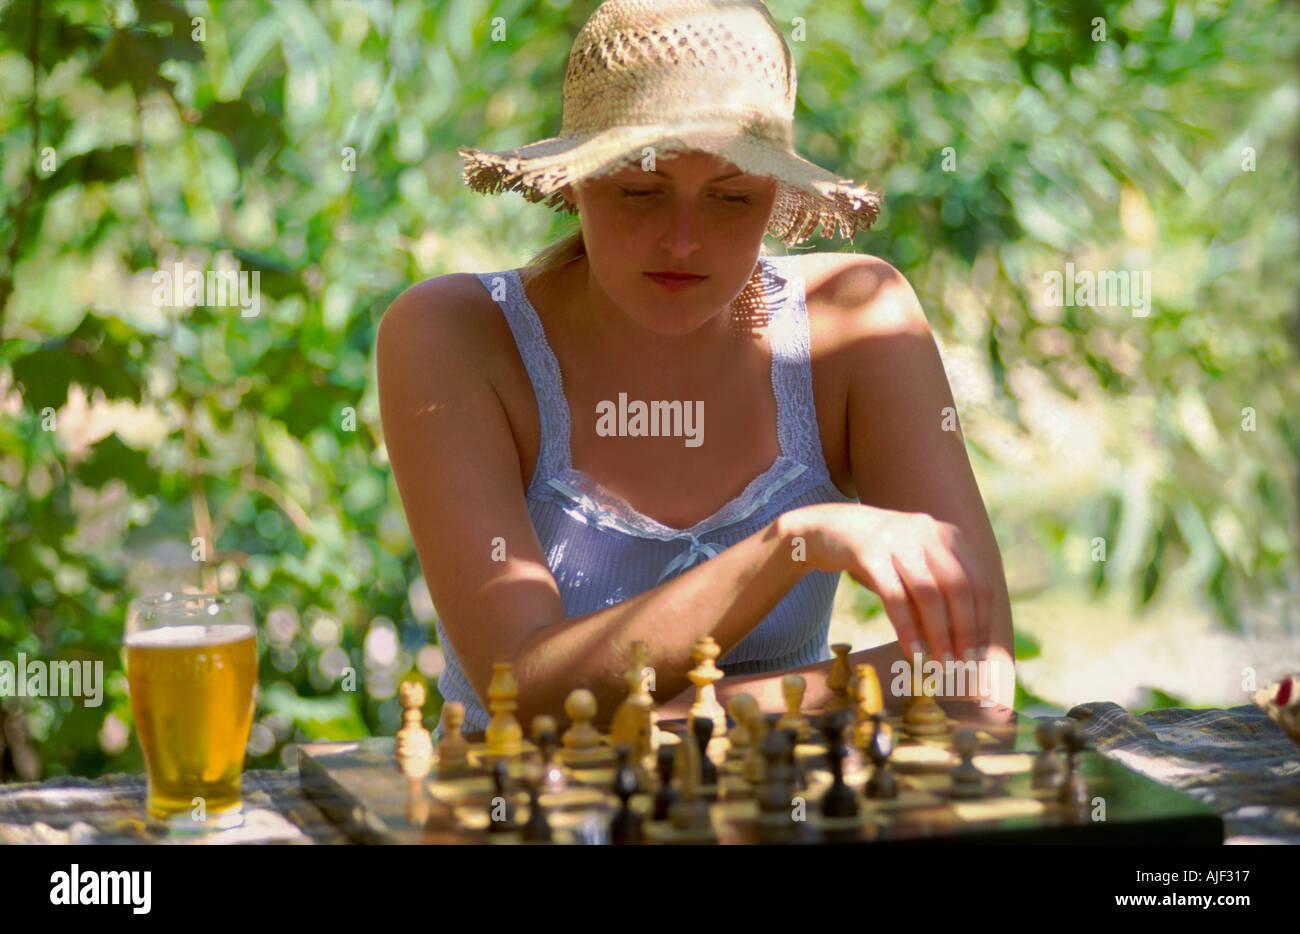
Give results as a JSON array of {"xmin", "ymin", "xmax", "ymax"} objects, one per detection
[
  {"xmin": 780, "ymin": 726, "xmax": 807, "ymax": 792},
  {"xmin": 610, "ymin": 745, "xmax": 643, "ymax": 844},
  {"xmin": 537, "ymin": 727, "xmax": 567, "ymax": 794},
  {"xmin": 758, "ymin": 727, "xmax": 818, "ymax": 844},
  {"xmin": 1032, "ymin": 718, "xmax": 1065, "ymax": 791},
  {"xmin": 819, "ymin": 710, "xmax": 858, "ymax": 819},
  {"xmin": 652, "ymin": 743, "xmax": 679, "ymax": 821},
  {"xmin": 691, "ymin": 716, "xmax": 719, "ymax": 790},
  {"xmin": 864, "ymin": 713, "xmax": 898, "ymax": 800},
  {"xmin": 948, "ymin": 728, "xmax": 986, "ymax": 800},
  {"xmin": 1058, "ymin": 720, "xmax": 1091, "ymax": 811},
  {"xmin": 486, "ymin": 760, "xmax": 516, "ymax": 834},
  {"xmin": 521, "ymin": 771, "xmax": 551, "ymax": 843}
]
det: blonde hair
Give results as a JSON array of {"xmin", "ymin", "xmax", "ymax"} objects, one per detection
[{"xmin": 522, "ymin": 227, "xmax": 587, "ymax": 283}]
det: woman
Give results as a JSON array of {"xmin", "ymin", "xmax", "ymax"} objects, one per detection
[{"xmin": 377, "ymin": 0, "xmax": 1015, "ymax": 734}]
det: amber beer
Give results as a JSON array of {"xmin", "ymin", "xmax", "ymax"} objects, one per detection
[{"xmin": 126, "ymin": 621, "xmax": 257, "ymax": 821}]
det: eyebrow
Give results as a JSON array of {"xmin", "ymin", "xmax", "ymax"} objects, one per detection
[{"xmin": 639, "ymin": 169, "xmax": 748, "ymax": 182}]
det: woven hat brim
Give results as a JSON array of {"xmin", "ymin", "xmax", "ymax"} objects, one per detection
[{"xmin": 459, "ymin": 121, "xmax": 884, "ymax": 244}]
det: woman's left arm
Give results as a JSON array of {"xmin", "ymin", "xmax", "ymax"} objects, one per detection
[{"xmin": 658, "ymin": 258, "xmax": 1016, "ymax": 716}]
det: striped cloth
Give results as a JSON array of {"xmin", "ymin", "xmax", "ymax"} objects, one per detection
[
  {"xmin": 1067, "ymin": 701, "xmax": 1300, "ymax": 845},
  {"xmin": 0, "ymin": 769, "xmax": 347, "ymax": 845}
]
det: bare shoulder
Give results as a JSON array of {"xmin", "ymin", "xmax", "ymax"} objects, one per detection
[
  {"xmin": 796, "ymin": 251, "xmax": 928, "ymax": 341},
  {"xmin": 376, "ymin": 271, "xmax": 519, "ymax": 388},
  {"xmin": 378, "ymin": 272, "xmax": 497, "ymax": 348}
]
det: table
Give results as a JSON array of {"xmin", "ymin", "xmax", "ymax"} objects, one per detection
[{"xmin": 2, "ymin": 702, "xmax": 1295, "ymax": 844}]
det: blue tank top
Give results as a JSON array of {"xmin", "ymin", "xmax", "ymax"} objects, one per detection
[{"xmin": 434, "ymin": 253, "xmax": 858, "ymax": 733}]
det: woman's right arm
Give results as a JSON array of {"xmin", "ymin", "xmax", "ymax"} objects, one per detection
[{"xmin": 376, "ymin": 276, "xmax": 814, "ymax": 727}]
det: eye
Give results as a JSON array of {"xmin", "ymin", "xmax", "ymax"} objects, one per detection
[
  {"xmin": 618, "ymin": 186, "xmax": 660, "ymax": 199},
  {"xmin": 714, "ymin": 193, "xmax": 752, "ymax": 205}
]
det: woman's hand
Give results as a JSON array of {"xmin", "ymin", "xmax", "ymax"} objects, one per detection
[{"xmin": 781, "ymin": 502, "xmax": 992, "ymax": 663}]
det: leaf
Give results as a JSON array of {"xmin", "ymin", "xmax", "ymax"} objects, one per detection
[
  {"xmin": 1013, "ymin": 630, "xmax": 1041, "ymax": 661},
  {"xmin": 10, "ymin": 315, "xmax": 144, "ymax": 408},
  {"xmin": 261, "ymin": 682, "xmax": 367, "ymax": 739},
  {"xmin": 199, "ymin": 101, "xmax": 287, "ymax": 162},
  {"xmin": 39, "ymin": 145, "xmax": 136, "ymax": 199},
  {"xmin": 76, "ymin": 434, "xmax": 158, "ymax": 497}
]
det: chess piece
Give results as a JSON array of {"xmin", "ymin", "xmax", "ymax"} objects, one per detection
[
  {"xmin": 852, "ymin": 664, "xmax": 884, "ymax": 749},
  {"xmin": 561, "ymin": 688, "xmax": 606, "ymax": 764},
  {"xmin": 404, "ymin": 773, "xmax": 429, "ymax": 828},
  {"xmin": 609, "ymin": 745, "xmax": 643, "ymax": 845},
  {"xmin": 610, "ymin": 641, "xmax": 655, "ymax": 762},
  {"xmin": 824, "ymin": 644, "xmax": 854, "ymax": 714},
  {"xmin": 948, "ymin": 728, "xmax": 986, "ymax": 799},
  {"xmin": 691, "ymin": 716, "xmax": 719, "ymax": 794},
  {"xmin": 725, "ymin": 693, "xmax": 759, "ymax": 760},
  {"xmin": 668, "ymin": 728, "xmax": 713, "ymax": 834},
  {"xmin": 781, "ymin": 726, "xmax": 807, "ymax": 793},
  {"xmin": 486, "ymin": 760, "xmax": 517, "ymax": 835},
  {"xmin": 1032, "ymin": 718, "xmax": 1066, "ymax": 792},
  {"xmin": 531, "ymin": 715, "xmax": 568, "ymax": 793},
  {"xmin": 902, "ymin": 661, "xmax": 948, "ymax": 737},
  {"xmin": 521, "ymin": 772, "xmax": 551, "ymax": 843},
  {"xmin": 743, "ymin": 706, "xmax": 769, "ymax": 787},
  {"xmin": 864, "ymin": 714, "xmax": 898, "ymax": 800},
  {"xmin": 652, "ymin": 743, "xmax": 680, "ymax": 821},
  {"xmin": 435, "ymin": 702, "xmax": 472, "ymax": 777},
  {"xmin": 687, "ymin": 636, "xmax": 727, "ymax": 739},
  {"xmin": 776, "ymin": 674, "xmax": 812, "ymax": 742},
  {"xmin": 756, "ymin": 727, "xmax": 799, "ymax": 843},
  {"xmin": 819, "ymin": 711, "xmax": 858, "ymax": 818},
  {"xmin": 1058, "ymin": 720, "xmax": 1091, "ymax": 810},
  {"xmin": 485, "ymin": 662, "xmax": 523, "ymax": 757},
  {"xmin": 395, "ymin": 681, "xmax": 434, "ymax": 778},
  {"xmin": 757, "ymin": 727, "xmax": 792, "ymax": 814}
]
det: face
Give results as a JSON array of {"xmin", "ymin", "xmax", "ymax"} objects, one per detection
[{"xmin": 561, "ymin": 150, "xmax": 778, "ymax": 337}]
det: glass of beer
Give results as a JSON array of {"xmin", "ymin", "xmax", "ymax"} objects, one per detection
[{"xmin": 125, "ymin": 592, "xmax": 259, "ymax": 832}]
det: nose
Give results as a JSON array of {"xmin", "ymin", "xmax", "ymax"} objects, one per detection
[{"xmin": 659, "ymin": 195, "xmax": 703, "ymax": 257}]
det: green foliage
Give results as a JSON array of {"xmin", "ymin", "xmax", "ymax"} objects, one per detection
[{"xmin": 0, "ymin": 0, "xmax": 1296, "ymax": 777}]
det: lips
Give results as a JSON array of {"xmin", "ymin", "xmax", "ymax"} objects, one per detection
[{"xmin": 645, "ymin": 272, "xmax": 707, "ymax": 291}]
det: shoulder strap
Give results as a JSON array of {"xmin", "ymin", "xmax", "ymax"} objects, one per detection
[
  {"xmin": 763, "ymin": 255, "xmax": 831, "ymax": 477},
  {"xmin": 474, "ymin": 270, "xmax": 570, "ymax": 486}
]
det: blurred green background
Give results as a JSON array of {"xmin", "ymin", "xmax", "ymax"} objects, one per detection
[{"xmin": 0, "ymin": 0, "xmax": 1296, "ymax": 781}]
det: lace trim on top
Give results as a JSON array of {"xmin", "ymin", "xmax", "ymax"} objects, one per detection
[{"xmin": 478, "ymin": 254, "xmax": 832, "ymax": 570}]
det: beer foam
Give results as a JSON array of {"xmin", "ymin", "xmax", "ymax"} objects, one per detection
[{"xmin": 126, "ymin": 623, "xmax": 256, "ymax": 648}]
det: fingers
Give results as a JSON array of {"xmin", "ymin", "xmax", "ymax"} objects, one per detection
[
  {"xmin": 947, "ymin": 535, "xmax": 993, "ymax": 654},
  {"xmin": 922, "ymin": 542, "xmax": 980, "ymax": 661},
  {"xmin": 850, "ymin": 561, "xmax": 925, "ymax": 660},
  {"xmin": 892, "ymin": 551, "xmax": 954, "ymax": 661}
]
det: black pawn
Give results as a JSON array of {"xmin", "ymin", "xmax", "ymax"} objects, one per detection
[
  {"xmin": 521, "ymin": 773, "xmax": 551, "ymax": 843},
  {"xmin": 819, "ymin": 711, "xmax": 858, "ymax": 818},
  {"xmin": 781, "ymin": 727, "xmax": 807, "ymax": 792},
  {"xmin": 758, "ymin": 728, "xmax": 794, "ymax": 817},
  {"xmin": 1058, "ymin": 720, "xmax": 1091, "ymax": 810},
  {"xmin": 610, "ymin": 745, "xmax": 643, "ymax": 845},
  {"xmin": 652, "ymin": 743, "xmax": 680, "ymax": 821},
  {"xmin": 692, "ymin": 717, "xmax": 719, "ymax": 788},
  {"xmin": 486, "ymin": 760, "xmax": 516, "ymax": 834},
  {"xmin": 1032, "ymin": 719, "xmax": 1065, "ymax": 791},
  {"xmin": 864, "ymin": 713, "xmax": 898, "ymax": 800}
]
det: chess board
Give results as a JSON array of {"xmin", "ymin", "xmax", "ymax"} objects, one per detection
[{"xmin": 298, "ymin": 704, "xmax": 1224, "ymax": 845}]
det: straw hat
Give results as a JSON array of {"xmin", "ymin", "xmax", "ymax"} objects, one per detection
[{"xmin": 458, "ymin": 0, "xmax": 884, "ymax": 245}]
